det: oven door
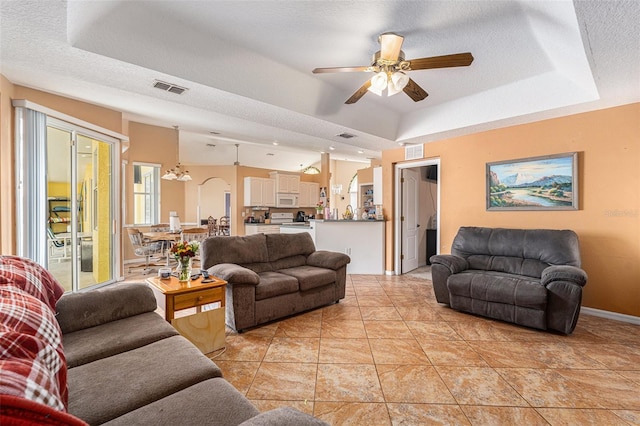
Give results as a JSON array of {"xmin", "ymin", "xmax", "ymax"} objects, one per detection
[{"xmin": 276, "ymin": 193, "xmax": 299, "ymax": 208}]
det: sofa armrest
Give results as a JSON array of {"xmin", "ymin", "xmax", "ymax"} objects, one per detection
[
  {"xmin": 541, "ymin": 265, "xmax": 588, "ymax": 287},
  {"xmin": 306, "ymin": 251, "xmax": 350, "ymax": 270},
  {"xmin": 55, "ymin": 283, "xmax": 157, "ymax": 334},
  {"xmin": 429, "ymin": 254, "xmax": 468, "ymax": 274},
  {"xmin": 208, "ymin": 263, "xmax": 260, "ymax": 285},
  {"xmin": 239, "ymin": 407, "xmax": 329, "ymax": 425}
]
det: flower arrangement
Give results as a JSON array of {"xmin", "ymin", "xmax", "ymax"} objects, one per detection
[
  {"xmin": 316, "ymin": 202, "xmax": 324, "ymax": 212},
  {"xmin": 170, "ymin": 241, "xmax": 199, "ymax": 282},
  {"xmin": 170, "ymin": 240, "xmax": 199, "ymax": 261}
]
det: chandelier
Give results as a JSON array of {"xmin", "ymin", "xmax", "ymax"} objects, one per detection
[
  {"xmin": 162, "ymin": 126, "xmax": 192, "ymax": 181},
  {"xmin": 161, "ymin": 163, "xmax": 191, "ymax": 181}
]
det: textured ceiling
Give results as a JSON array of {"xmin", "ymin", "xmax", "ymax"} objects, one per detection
[{"xmin": 1, "ymin": 0, "xmax": 639, "ymax": 171}]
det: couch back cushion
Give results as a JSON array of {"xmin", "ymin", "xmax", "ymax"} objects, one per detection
[
  {"xmin": 201, "ymin": 234, "xmax": 269, "ymax": 269},
  {"xmin": 451, "ymin": 227, "xmax": 581, "ymax": 278},
  {"xmin": 265, "ymin": 233, "xmax": 316, "ymax": 263}
]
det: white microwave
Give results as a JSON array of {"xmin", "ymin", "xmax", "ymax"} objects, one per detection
[{"xmin": 276, "ymin": 193, "xmax": 298, "ymax": 208}]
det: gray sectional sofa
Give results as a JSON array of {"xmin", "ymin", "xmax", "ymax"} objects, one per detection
[
  {"xmin": 430, "ymin": 226, "xmax": 588, "ymax": 334},
  {"xmin": 201, "ymin": 232, "xmax": 350, "ymax": 332},
  {"xmin": 58, "ymin": 283, "xmax": 327, "ymax": 425}
]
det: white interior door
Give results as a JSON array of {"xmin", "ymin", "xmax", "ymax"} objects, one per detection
[{"xmin": 401, "ymin": 168, "xmax": 420, "ymax": 273}]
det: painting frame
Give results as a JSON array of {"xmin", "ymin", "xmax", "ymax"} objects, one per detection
[{"xmin": 486, "ymin": 152, "xmax": 578, "ymax": 211}]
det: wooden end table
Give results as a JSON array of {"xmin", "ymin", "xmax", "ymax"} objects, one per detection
[{"xmin": 146, "ymin": 275, "xmax": 227, "ymax": 354}]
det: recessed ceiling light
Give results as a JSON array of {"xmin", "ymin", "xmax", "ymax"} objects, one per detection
[
  {"xmin": 329, "ymin": 146, "xmax": 335, "ymax": 150},
  {"xmin": 272, "ymin": 141, "xmax": 279, "ymax": 146},
  {"xmin": 357, "ymin": 150, "xmax": 364, "ymax": 154}
]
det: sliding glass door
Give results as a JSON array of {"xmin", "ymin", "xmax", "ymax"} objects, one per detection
[{"xmin": 15, "ymin": 104, "xmax": 118, "ymax": 292}]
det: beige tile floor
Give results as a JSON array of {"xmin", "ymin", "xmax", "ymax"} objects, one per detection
[{"xmin": 127, "ymin": 271, "xmax": 640, "ymax": 425}]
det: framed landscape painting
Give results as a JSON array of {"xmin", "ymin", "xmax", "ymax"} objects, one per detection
[{"xmin": 487, "ymin": 152, "xmax": 578, "ymax": 211}]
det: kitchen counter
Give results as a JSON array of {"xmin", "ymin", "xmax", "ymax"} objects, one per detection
[{"xmin": 309, "ymin": 219, "xmax": 385, "ymax": 223}]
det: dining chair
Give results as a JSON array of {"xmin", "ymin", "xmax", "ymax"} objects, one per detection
[
  {"xmin": 126, "ymin": 228, "xmax": 167, "ymax": 274},
  {"xmin": 218, "ymin": 216, "xmax": 230, "ymax": 236},
  {"xmin": 207, "ymin": 216, "xmax": 218, "ymax": 237},
  {"xmin": 150, "ymin": 223, "xmax": 170, "ymax": 232}
]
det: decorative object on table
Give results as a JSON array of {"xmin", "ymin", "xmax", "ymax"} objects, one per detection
[
  {"xmin": 486, "ymin": 152, "xmax": 578, "ymax": 211},
  {"xmin": 158, "ymin": 267, "xmax": 172, "ymax": 279},
  {"xmin": 342, "ymin": 205, "xmax": 354, "ymax": 220},
  {"xmin": 169, "ymin": 211, "xmax": 181, "ymax": 231},
  {"xmin": 315, "ymin": 202, "xmax": 324, "ymax": 219},
  {"xmin": 170, "ymin": 240, "xmax": 199, "ymax": 282}
]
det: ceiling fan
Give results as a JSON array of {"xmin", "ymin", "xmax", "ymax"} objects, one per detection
[{"xmin": 312, "ymin": 32, "xmax": 474, "ymax": 104}]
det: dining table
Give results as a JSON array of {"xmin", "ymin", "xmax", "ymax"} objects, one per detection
[{"xmin": 142, "ymin": 231, "xmax": 182, "ymax": 266}]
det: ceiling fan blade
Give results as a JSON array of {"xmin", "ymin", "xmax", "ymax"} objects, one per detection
[
  {"xmin": 407, "ymin": 52, "xmax": 474, "ymax": 70},
  {"xmin": 403, "ymin": 79, "xmax": 429, "ymax": 102},
  {"xmin": 345, "ymin": 80, "xmax": 372, "ymax": 104},
  {"xmin": 312, "ymin": 65, "xmax": 370, "ymax": 74},
  {"xmin": 379, "ymin": 32, "xmax": 404, "ymax": 61}
]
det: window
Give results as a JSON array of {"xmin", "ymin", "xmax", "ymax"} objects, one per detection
[{"xmin": 133, "ymin": 163, "xmax": 160, "ymax": 225}]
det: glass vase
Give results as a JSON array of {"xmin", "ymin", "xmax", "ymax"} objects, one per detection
[{"xmin": 176, "ymin": 257, "xmax": 192, "ymax": 282}]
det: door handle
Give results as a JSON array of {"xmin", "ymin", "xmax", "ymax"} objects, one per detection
[{"xmin": 417, "ymin": 224, "xmax": 420, "ymax": 227}]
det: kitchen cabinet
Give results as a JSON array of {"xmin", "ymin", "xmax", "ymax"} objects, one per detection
[
  {"xmin": 298, "ymin": 182, "xmax": 319, "ymax": 207},
  {"xmin": 269, "ymin": 172, "xmax": 300, "ymax": 193},
  {"xmin": 310, "ymin": 220, "xmax": 385, "ymax": 274},
  {"xmin": 243, "ymin": 177, "xmax": 275, "ymax": 207}
]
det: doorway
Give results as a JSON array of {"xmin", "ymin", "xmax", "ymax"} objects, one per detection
[{"xmin": 394, "ymin": 159, "xmax": 440, "ymax": 275}]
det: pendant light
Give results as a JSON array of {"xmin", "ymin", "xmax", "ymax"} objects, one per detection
[{"xmin": 162, "ymin": 126, "xmax": 192, "ymax": 181}]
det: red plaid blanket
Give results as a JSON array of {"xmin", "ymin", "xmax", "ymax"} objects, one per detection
[{"xmin": 0, "ymin": 256, "xmax": 68, "ymax": 412}]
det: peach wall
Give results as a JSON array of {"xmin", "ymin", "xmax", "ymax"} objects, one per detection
[{"xmin": 382, "ymin": 103, "xmax": 640, "ymax": 317}]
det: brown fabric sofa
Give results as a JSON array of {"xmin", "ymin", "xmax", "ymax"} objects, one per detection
[
  {"xmin": 57, "ymin": 283, "xmax": 328, "ymax": 425},
  {"xmin": 1, "ymin": 256, "xmax": 327, "ymax": 425},
  {"xmin": 201, "ymin": 233, "xmax": 350, "ymax": 332},
  {"xmin": 430, "ymin": 226, "xmax": 588, "ymax": 334}
]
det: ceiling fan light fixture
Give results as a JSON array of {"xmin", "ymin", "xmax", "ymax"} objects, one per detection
[
  {"xmin": 387, "ymin": 71, "xmax": 409, "ymax": 96},
  {"xmin": 368, "ymin": 71, "xmax": 388, "ymax": 96}
]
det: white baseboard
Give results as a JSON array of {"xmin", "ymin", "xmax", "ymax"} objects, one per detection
[{"xmin": 581, "ymin": 306, "xmax": 640, "ymax": 325}]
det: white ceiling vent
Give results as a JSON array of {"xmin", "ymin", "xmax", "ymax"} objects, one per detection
[
  {"xmin": 404, "ymin": 144, "xmax": 424, "ymax": 160},
  {"xmin": 336, "ymin": 132, "xmax": 356, "ymax": 139},
  {"xmin": 153, "ymin": 80, "xmax": 188, "ymax": 95}
]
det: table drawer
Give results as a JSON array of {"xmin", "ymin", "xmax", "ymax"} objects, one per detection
[{"xmin": 174, "ymin": 287, "xmax": 224, "ymax": 311}]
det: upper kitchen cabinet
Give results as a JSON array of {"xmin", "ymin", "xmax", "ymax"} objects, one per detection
[
  {"xmin": 244, "ymin": 177, "xmax": 275, "ymax": 207},
  {"xmin": 269, "ymin": 172, "xmax": 300, "ymax": 193},
  {"xmin": 298, "ymin": 182, "xmax": 320, "ymax": 208}
]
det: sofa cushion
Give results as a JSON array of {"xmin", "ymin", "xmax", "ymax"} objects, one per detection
[
  {"xmin": 201, "ymin": 234, "xmax": 269, "ymax": 269},
  {"xmin": 270, "ymin": 255, "xmax": 307, "ymax": 271},
  {"xmin": 278, "ymin": 266, "xmax": 337, "ymax": 292},
  {"xmin": 67, "ymin": 335, "xmax": 222, "ymax": 424},
  {"xmin": 55, "ymin": 283, "xmax": 157, "ymax": 334},
  {"xmin": 265, "ymin": 233, "xmax": 316, "ymax": 262},
  {"xmin": 256, "ymin": 272, "xmax": 299, "ymax": 301},
  {"xmin": 103, "ymin": 378, "xmax": 259, "ymax": 426},
  {"xmin": 447, "ymin": 270, "xmax": 547, "ymax": 310},
  {"xmin": 63, "ymin": 312, "xmax": 179, "ymax": 368}
]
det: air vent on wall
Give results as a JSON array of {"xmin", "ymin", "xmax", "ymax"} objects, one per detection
[
  {"xmin": 405, "ymin": 144, "xmax": 424, "ymax": 160},
  {"xmin": 153, "ymin": 80, "xmax": 188, "ymax": 95},
  {"xmin": 336, "ymin": 132, "xmax": 356, "ymax": 139}
]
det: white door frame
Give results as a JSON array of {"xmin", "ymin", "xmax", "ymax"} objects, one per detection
[{"xmin": 394, "ymin": 158, "xmax": 441, "ymax": 275}]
